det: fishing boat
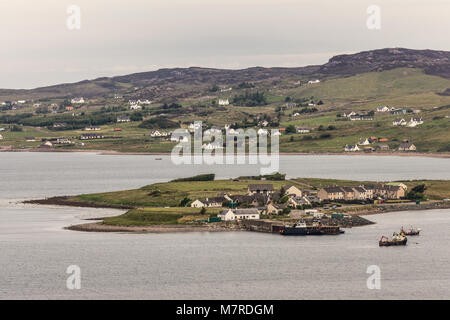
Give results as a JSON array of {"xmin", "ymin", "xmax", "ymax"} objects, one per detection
[
  {"xmin": 400, "ymin": 226, "xmax": 421, "ymax": 236},
  {"xmin": 379, "ymin": 233, "xmax": 407, "ymax": 247}
]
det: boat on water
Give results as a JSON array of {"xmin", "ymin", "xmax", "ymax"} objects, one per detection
[
  {"xmin": 379, "ymin": 233, "xmax": 407, "ymax": 247},
  {"xmin": 400, "ymin": 226, "xmax": 421, "ymax": 236},
  {"xmin": 280, "ymin": 221, "xmax": 344, "ymax": 236}
]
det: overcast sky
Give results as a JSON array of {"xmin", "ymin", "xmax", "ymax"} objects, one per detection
[{"xmin": 1, "ymin": 0, "xmax": 449, "ymax": 89}]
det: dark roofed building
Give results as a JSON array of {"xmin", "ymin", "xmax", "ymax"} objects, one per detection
[{"xmin": 247, "ymin": 184, "xmax": 274, "ymax": 196}]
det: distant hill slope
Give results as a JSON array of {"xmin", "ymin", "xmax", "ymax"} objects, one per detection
[
  {"xmin": 1, "ymin": 47, "xmax": 449, "ymax": 100},
  {"xmin": 319, "ymin": 48, "xmax": 450, "ymax": 78}
]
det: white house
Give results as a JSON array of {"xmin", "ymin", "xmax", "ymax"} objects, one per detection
[
  {"xmin": 308, "ymin": 79, "xmax": 320, "ymax": 84},
  {"xmin": 129, "ymin": 104, "xmax": 142, "ymax": 110},
  {"xmin": 377, "ymin": 106, "xmax": 390, "ymax": 112},
  {"xmin": 393, "ymin": 118, "xmax": 407, "ymax": 126},
  {"xmin": 257, "ymin": 128, "xmax": 268, "ymax": 135},
  {"xmin": 150, "ymin": 130, "xmax": 168, "ymax": 137},
  {"xmin": 344, "ymin": 144, "xmax": 360, "ymax": 152},
  {"xmin": 218, "ymin": 99, "xmax": 230, "ymax": 106},
  {"xmin": 0, "ymin": 134, "xmax": 3, "ymax": 140},
  {"xmin": 218, "ymin": 208, "xmax": 260, "ymax": 221},
  {"xmin": 137, "ymin": 99, "xmax": 152, "ymax": 105},
  {"xmin": 272, "ymin": 130, "xmax": 281, "ymax": 136},
  {"xmin": 343, "ymin": 111, "xmax": 357, "ymax": 118},
  {"xmin": 296, "ymin": 127, "xmax": 311, "ymax": 134},
  {"xmin": 17, "ymin": 100, "xmax": 26, "ymax": 104},
  {"xmin": 71, "ymin": 97, "xmax": 85, "ymax": 104},
  {"xmin": 407, "ymin": 118, "xmax": 423, "ymax": 127},
  {"xmin": 358, "ymin": 138, "xmax": 371, "ymax": 146},
  {"xmin": 190, "ymin": 197, "xmax": 224, "ymax": 208}
]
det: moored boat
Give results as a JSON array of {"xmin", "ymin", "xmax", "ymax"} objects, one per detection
[
  {"xmin": 379, "ymin": 233, "xmax": 407, "ymax": 247},
  {"xmin": 400, "ymin": 226, "xmax": 421, "ymax": 236}
]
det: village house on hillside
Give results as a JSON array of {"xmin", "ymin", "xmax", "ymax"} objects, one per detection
[
  {"xmin": 190, "ymin": 196, "xmax": 226, "ymax": 208},
  {"xmin": 398, "ymin": 142, "xmax": 417, "ymax": 151},
  {"xmin": 129, "ymin": 104, "xmax": 142, "ymax": 110},
  {"xmin": 71, "ymin": 97, "xmax": 85, "ymax": 104},
  {"xmin": 85, "ymin": 126, "xmax": 101, "ymax": 131},
  {"xmin": 358, "ymin": 138, "xmax": 371, "ymax": 146},
  {"xmin": 218, "ymin": 99, "xmax": 229, "ymax": 106},
  {"xmin": 117, "ymin": 115, "xmax": 130, "ymax": 123},
  {"xmin": 318, "ymin": 187, "xmax": 345, "ymax": 201},
  {"xmin": 150, "ymin": 130, "xmax": 169, "ymax": 137},
  {"xmin": 391, "ymin": 108, "xmax": 407, "ymax": 115},
  {"xmin": 247, "ymin": 184, "xmax": 274, "ymax": 196},
  {"xmin": 285, "ymin": 185, "xmax": 303, "ymax": 197},
  {"xmin": 52, "ymin": 122, "xmax": 67, "ymax": 128},
  {"xmin": 393, "ymin": 118, "xmax": 407, "ymax": 126},
  {"xmin": 80, "ymin": 133, "xmax": 104, "ymax": 140},
  {"xmin": 376, "ymin": 106, "xmax": 390, "ymax": 112},
  {"xmin": 407, "ymin": 118, "xmax": 423, "ymax": 127},
  {"xmin": 344, "ymin": 144, "xmax": 360, "ymax": 152},
  {"xmin": 296, "ymin": 127, "xmax": 311, "ymax": 134},
  {"xmin": 266, "ymin": 202, "xmax": 284, "ymax": 215},
  {"xmin": 218, "ymin": 208, "xmax": 260, "ymax": 221}
]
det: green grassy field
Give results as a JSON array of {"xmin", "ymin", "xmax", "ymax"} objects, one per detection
[{"xmin": 103, "ymin": 207, "xmax": 222, "ymax": 226}]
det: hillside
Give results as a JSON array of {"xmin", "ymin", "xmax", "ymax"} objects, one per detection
[
  {"xmin": 0, "ymin": 47, "xmax": 449, "ymax": 154},
  {"xmin": 1, "ymin": 47, "xmax": 450, "ymax": 101}
]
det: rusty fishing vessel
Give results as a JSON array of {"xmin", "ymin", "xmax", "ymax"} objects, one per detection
[{"xmin": 379, "ymin": 233, "xmax": 407, "ymax": 247}]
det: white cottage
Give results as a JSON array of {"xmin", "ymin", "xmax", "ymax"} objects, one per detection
[{"xmin": 218, "ymin": 209, "xmax": 260, "ymax": 221}]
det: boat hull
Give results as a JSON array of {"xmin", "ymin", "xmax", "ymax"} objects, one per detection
[{"xmin": 379, "ymin": 238, "xmax": 408, "ymax": 247}]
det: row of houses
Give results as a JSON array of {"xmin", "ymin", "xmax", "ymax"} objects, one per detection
[
  {"xmin": 191, "ymin": 184, "xmax": 325, "ymax": 220},
  {"xmin": 192, "ymin": 182, "xmax": 407, "ymax": 221},
  {"xmin": 345, "ymin": 143, "xmax": 416, "ymax": 152},
  {"xmin": 317, "ymin": 184, "xmax": 406, "ymax": 201}
]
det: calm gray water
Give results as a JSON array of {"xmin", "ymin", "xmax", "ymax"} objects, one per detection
[
  {"xmin": 0, "ymin": 152, "xmax": 449, "ymax": 199},
  {"xmin": 0, "ymin": 152, "xmax": 450, "ymax": 299}
]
